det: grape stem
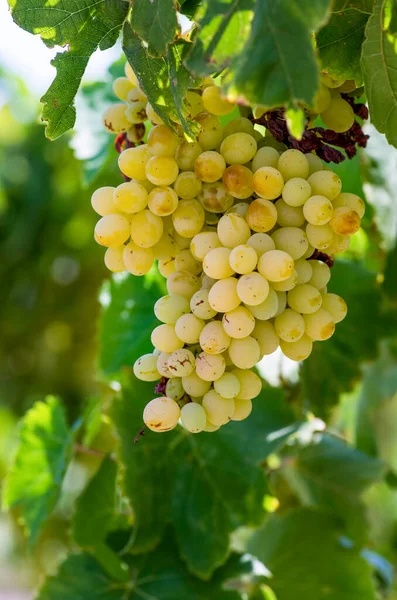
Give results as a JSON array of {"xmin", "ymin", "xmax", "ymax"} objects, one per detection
[{"xmin": 134, "ymin": 426, "xmax": 146, "ymax": 444}]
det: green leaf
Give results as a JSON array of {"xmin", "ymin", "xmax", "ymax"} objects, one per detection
[
  {"xmin": 10, "ymin": 0, "xmax": 128, "ymax": 140},
  {"xmin": 273, "ymin": 431, "xmax": 385, "ymax": 541},
  {"xmin": 122, "ymin": 23, "xmax": 199, "ymax": 137},
  {"xmin": 98, "ymin": 270, "xmax": 166, "ymax": 376},
  {"xmin": 317, "ymin": 0, "xmax": 373, "ymax": 84},
  {"xmin": 112, "ymin": 376, "xmax": 297, "ymax": 578},
  {"xmin": 180, "ymin": 0, "xmax": 202, "ymax": 19},
  {"xmin": 362, "ymin": 0, "xmax": 397, "ymax": 147},
  {"xmin": 3, "ymin": 396, "xmax": 72, "ymax": 545},
  {"xmin": 187, "ymin": 0, "xmax": 331, "ymax": 109},
  {"xmin": 384, "ymin": 241, "xmax": 397, "ymax": 300},
  {"xmin": 248, "ymin": 508, "xmax": 378, "ymax": 600},
  {"xmin": 72, "ymin": 456, "xmax": 117, "ymax": 547},
  {"xmin": 130, "ymin": 0, "xmax": 179, "ymax": 57},
  {"xmin": 301, "ymin": 260, "xmax": 384, "ymax": 417}
]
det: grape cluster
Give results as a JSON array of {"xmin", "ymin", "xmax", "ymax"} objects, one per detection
[
  {"xmin": 93, "ymin": 66, "xmax": 365, "ymax": 435},
  {"xmin": 310, "ymin": 74, "xmax": 358, "ymax": 133}
]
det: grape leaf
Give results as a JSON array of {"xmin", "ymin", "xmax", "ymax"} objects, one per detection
[
  {"xmin": 72, "ymin": 456, "xmax": 117, "ymax": 547},
  {"xmin": 10, "ymin": 0, "xmax": 129, "ymax": 140},
  {"xmin": 130, "ymin": 0, "xmax": 179, "ymax": 57},
  {"xmin": 362, "ymin": 0, "xmax": 397, "ymax": 148},
  {"xmin": 187, "ymin": 0, "xmax": 331, "ymax": 109},
  {"xmin": 248, "ymin": 508, "xmax": 378, "ymax": 600},
  {"xmin": 383, "ymin": 241, "xmax": 397, "ymax": 300},
  {"xmin": 317, "ymin": 0, "xmax": 373, "ymax": 84},
  {"xmin": 98, "ymin": 270, "xmax": 166, "ymax": 376},
  {"xmin": 3, "ymin": 396, "xmax": 72, "ymax": 546},
  {"xmin": 122, "ymin": 23, "xmax": 200, "ymax": 138},
  {"xmin": 301, "ymin": 260, "xmax": 385, "ymax": 418},
  {"xmin": 272, "ymin": 431, "xmax": 385, "ymax": 542},
  {"xmin": 112, "ymin": 376, "xmax": 298, "ymax": 578}
]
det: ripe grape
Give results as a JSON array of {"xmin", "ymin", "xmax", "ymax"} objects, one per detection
[
  {"xmin": 228, "ymin": 336, "xmax": 261, "ymax": 369},
  {"xmin": 247, "ymin": 287, "xmax": 279, "ymax": 320},
  {"xmin": 166, "ymin": 377, "xmax": 185, "ymax": 401},
  {"xmin": 222, "ymin": 306, "xmax": 255, "ymax": 338},
  {"xmin": 217, "ymin": 213, "xmax": 251, "ymax": 248},
  {"xmin": 208, "ymin": 277, "xmax": 240, "ymax": 312},
  {"xmin": 247, "ymin": 233, "xmax": 275, "ymax": 257},
  {"xmin": 220, "ymin": 133, "xmax": 257, "ymax": 164},
  {"xmin": 198, "ymin": 182, "xmax": 234, "ymax": 213},
  {"xmin": 146, "ymin": 156, "xmax": 179, "ymax": 186},
  {"xmin": 103, "ymin": 103, "xmax": 131, "ymax": 133},
  {"xmin": 91, "ymin": 186, "xmax": 117, "ymax": 216},
  {"xmin": 143, "ymin": 396, "xmax": 180, "ymax": 432},
  {"xmin": 222, "ymin": 165, "xmax": 254, "ymax": 199},
  {"xmin": 321, "ymin": 96, "xmax": 355, "ymax": 133},
  {"xmin": 246, "ymin": 198, "xmax": 278, "ymax": 231},
  {"xmin": 278, "ymin": 149, "xmax": 309, "ymax": 181},
  {"xmin": 151, "ymin": 324, "xmax": 184, "ymax": 353},
  {"xmin": 190, "ymin": 289, "xmax": 218, "ymax": 320},
  {"xmin": 274, "ymin": 308, "xmax": 305, "ymax": 342},
  {"xmin": 236, "ymin": 272, "xmax": 270, "ymax": 306},
  {"xmin": 303, "ymin": 195, "xmax": 333, "ymax": 225},
  {"xmin": 295, "ymin": 258, "xmax": 313, "ymax": 284},
  {"xmin": 304, "ymin": 308, "xmax": 335, "ymax": 340},
  {"xmin": 200, "ymin": 320, "xmax": 231, "ymax": 354},
  {"xmin": 252, "ymin": 146, "xmax": 280, "ymax": 171},
  {"xmin": 175, "ymin": 313, "xmax": 205, "ymax": 344},
  {"xmin": 114, "ymin": 181, "xmax": 148, "ymax": 213},
  {"xmin": 154, "ymin": 294, "xmax": 190, "ymax": 324},
  {"xmin": 174, "ymin": 171, "xmax": 202, "ymax": 199},
  {"xmin": 181, "ymin": 403, "xmax": 207, "ymax": 433},
  {"xmin": 252, "ymin": 321, "xmax": 279, "ymax": 355},
  {"xmin": 202, "ymin": 390, "xmax": 235, "ymax": 426},
  {"xmin": 134, "ymin": 354, "xmax": 160, "ymax": 381},
  {"xmin": 94, "ymin": 214, "xmax": 130, "ymax": 247},
  {"xmin": 118, "ymin": 145, "xmax": 151, "ymax": 180},
  {"xmin": 287, "ymin": 284, "xmax": 323, "ymax": 314},
  {"xmin": 196, "ymin": 113, "xmax": 224, "ymax": 150},
  {"xmin": 191, "ymin": 231, "xmax": 221, "ymax": 261},
  {"xmin": 203, "ymin": 247, "xmax": 234, "ymax": 279},
  {"xmin": 214, "ymin": 372, "xmax": 241, "ymax": 398},
  {"xmin": 271, "ymin": 227, "xmax": 309, "ymax": 259},
  {"xmin": 148, "ymin": 186, "xmax": 179, "ymax": 216},
  {"xmin": 195, "ymin": 352, "xmax": 226, "ymax": 381},
  {"xmin": 321, "ymin": 293, "xmax": 347, "ymax": 323},
  {"xmin": 253, "ymin": 167, "xmax": 284, "ymax": 200},
  {"xmin": 280, "ymin": 334, "xmax": 313, "ymax": 361},
  {"xmin": 330, "ymin": 207, "xmax": 360, "ymax": 236},
  {"xmin": 333, "ymin": 192, "xmax": 365, "ymax": 219},
  {"xmin": 307, "ymin": 170, "xmax": 342, "ymax": 201},
  {"xmin": 105, "ymin": 246, "xmax": 125, "ymax": 272},
  {"xmin": 202, "ymin": 85, "xmax": 235, "ymax": 115},
  {"xmin": 175, "ymin": 140, "xmax": 203, "ymax": 171},
  {"xmin": 229, "ymin": 244, "xmax": 258, "ymax": 274},
  {"xmin": 195, "ymin": 151, "xmax": 226, "ymax": 183},
  {"xmin": 130, "ymin": 209, "xmax": 163, "ymax": 248},
  {"xmin": 167, "ymin": 271, "xmax": 201, "ymax": 299},
  {"xmin": 232, "ymin": 369, "xmax": 262, "ymax": 400},
  {"xmin": 275, "ymin": 199, "xmax": 305, "ymax": 227},
  {"xmin": 182, "ymin": 371, "xmax": 211, "ymax": 396},
  {"xmin": 123, "ymin": 242, "xmax": 154, "ymax": 275},
  {"xmin": 167, "ymin": 348, "xmax": 196, "ymax": 377},
  {"xmin": 305, "ymin": 223, "xmax": 334, "ymax": 249},
  {"xmin": 172, "ymin": 199, "xmax": 205, "ymax": 238},
  {"xmin": 258, "ymin": 250, "xmax": 295, "ymax": 282},
  {"xmin": 232, "ymin": 399, "xmax": 252, "ymax": 421},
  {"xmin": 309, "ymin": 261, "xmax": 331, "ymax": 289},
  {"xmin": 147, "ymin": 124, "xmax": 180, "ymax": 157}
]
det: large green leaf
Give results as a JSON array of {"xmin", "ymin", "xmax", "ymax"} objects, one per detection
[
  {"xmin": 130, "ymin": 0, "xmax": 179, "ymax": 57},
  {"xmin": 301, "ymin": 260, "xmax": 384, "ymax": 417},
  {"xmin": 98, "ymin": 270, "xmax": 166, "ymax": 376},
  {"xmin": 3, "ymin": 396, "xmax": 72, "ymax": 545},
  {"xmin": 122, "ymin": 23, "xmax": 199, "ymax": 137},
  {"xmin": 10, "ymin": 0, "xmax": 128, "ymax": 139},
  {"xmin": 273, "ymin": 431, "xmax": 385, "ymax": 541},
  {"xmin": 112, "ymin": 376, "xmax": 297, "ymax": 578},
  {"xmin": 362, "ymin": 0, "xmax": 397, "ymax": 148},
  {"xmin": 317, "ymin": 0, "xmax": 373, "ymax": 84},
  {"xmin": 72, "ymin": 456, "xmax": 118, "ymax": 547},
  {"xmin": 187, "ymin": 0, "xmax": 331, "ymax": 109},
  {"xmin": 248, "ymin": 508, "xmax": 378, "ymax": 600}
]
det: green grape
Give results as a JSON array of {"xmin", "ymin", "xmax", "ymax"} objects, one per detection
[
  {"xmin": 151, "ymin": 324, "xmax": 184, "ymax": 353},
  {"xmin": 125, "ymin": 101, "xmax": 146, "ymax": 124},
  {"xmin": 304, "ymin": 308, "xmax": 335, "ymax": 340},
  {"xmin": 94, "ymin": 214, "xmax": 130, "ymax": 247},
  {"xmin": 208, "ymin": 277, "xmax": 241, "ymax": 312},
  {"xmin": 237, "ymin": 272, "xmax": 270, "ymax": 306},
  {"xmin": 306, "ymin": 223, "xmax": 334, "ymax": 249},
  {"xmin": 123, "ymin": 242, "xmax": 154, "ymax": 275},
  {"xmin": 228, "ymin": 336, "xmax": 261, "ymax": 369},
  {"xmin": 185, "ymin": 90, "xmax": 205, "ymax": 118},
  {"xmin": 113, "ymin": 76, "xmax": 134, "ymax": 101},
  {"xmin": 321, "ymin": 96, "xmax": 355, "ymax": 133},
  {"xmin": 181, "ymin": 402, "xmax": 207, "ymax": 433},
  {"xmin": 294, "ymin": 258, "xmax": 313, "ymax": 284},
  {"xmin": 329, "ymin": 207, "xmax": 360, "ymax": 236},
  {"xmin": 309, "ymin": 261, "xmax": 331, "ymax": 289},
  {"xmin": 172, "ymin": 229, "xmax": 192, "ymax": 250},
  {"xmin": 217, "ymin": 213, "xmax": 251, "ymax": 248},
  {"xmin": 313, "ymin": 83, "xmax": 331, "ymax": 113},
  {"xmin": 277, "ymin": 149, "xmax": 309, "ymax": 181},
  {"xmin": 114, "ymin": 181, "xmax": 148, "ymax": 214},
  {"xmin": 275, "ymin": 199, "xmax": 305, "ymax": 227},
  {"xmin": 91, "ymin": 186, "xmax": 117, "ymax": 216},
  {"xmin": 222, "ymin": 306, "xmax": 255, "ymax": 338},
  {"xmin": 102, "ymin": 103, "xmax": 131, "ymax": 133},
  {"xmin": 247, "ymin": 233, "xmax": 276, "ymax": 257},
  {"xmin": 202, "ymin": 85, "xmax": 235, "ymax": 115},
  {"xmin": 287, "ymin": 284, "xmax": 322, "ymax": 314},
  {"xmin": 232, "ymin": 368, "xmax": 262, "ymax": 400},
  {"xmin": 167, "ymin": 271, "xmax": 201, "ymax": 299},
  {"xmin": 143, "ymin": 396, "xmax": 180, "ymax": 432},
  {"xmin": 229, "ymin": 244, "xmax": 258, "ymax": 274},
  {"xmin": 175, "ymin": 313, "xmax": 205, "ymax": 344},
  {"xmin": 307, "ymin": 170, "xmax": 342, "ymax": 200},
  {"xmin": 195, "ymin": 151, "xmax": 226, "ymax": 183},
  {"xmin": 252, "ymin": 146, "xmax": 280, "ymax": 172},
  {"xmin": 174, "ymin": 249, "xmax": 201, "ymax": 275},
  {"xmin": 182, "ymin": 371, "xmax": 211, "ymax": 396},
  {"xmin": 104, "ymin": 246, "xmax": 125, "ymax": 273},
  {"xmin": 130, "ymin": 209, "xmax": 163, "ymax": 248},
  {"xmin": 118, "ymin": 145, "xmax": 151, "ymax": 180},
  {"xmin": 146, "ymin": 156, "xmax": 179, "ymax": 186},
  {"xmin": 174, "ymin": 171, "xmax": 202, "ymax": 199},
  {"xmin": 165, "ymin": 377, "xmax": 185, "ymax": 401},
  {"xmin": 223, "ymin": 117, "xmax": 254, "ymax": 138},
  {"xmin": 280, "ymin": 334, "xmax": 313, "ymax": 361},
  {"xmin": 157, "ymin": 352, "xmax": 172, "ymax": 377},
  {"xmin": 175, "ymin": 140, "xmax": 204, "ymax": 171},
  {"xmin": 202, "ymin": 390, "xmax": 235, "ymax": 426},
  {"xmin": 203, "ymin": 247, "xmax": 234, "ymax": 279},
  {"xmin": 220, "ymin": 133, "xmax": 257, "ymax": 165},
  {"xmin": 271, "ymin": 269, "xmax": 298, "ymax": 291},
  {"xmin": 275, "ymin": 291, "xmax": 287, "ymax": 316},
  {"xmin": 232, "ymin": 399, "xmax": 252, "ymax": 421},
  {"xmin": 147, "ymin": 124, "xmax": 180, "ymax": 157},
  {"xmin": 148, "ymin": 186, "xmax": 179, "ymax": 216},
  {"xmin": 253, "ymin": 167, "xmax": 284, "ymax": 200},
  {"xmin": 246, "ymin": 288, "xmax": 279, "ymax": 320},
  {"xmin": 199, "ymin": 320, "xmax": 231, "ymax": 354},
  {"xmin": 158, "ymin": 257, "xmax": 176, "ymax": 278},
  {"xmin": 167, "ymin": 348, "xmax": 196, "ymax": 377},
  {"xmin": 246, "ymin": 198, "xmax": 278, "ymax": 232},
  {"xmin": 222, "ymin": 165, "xmax": 254, "ymax": 199},
  {"xmin": 204, "ymin": 421, "xmax": 221, "ymax": 432},
  {"xmin": 153, "ymin": 230, "xmax": 179, "ymax": 260},
  {"xmin": 321, "ymin": 292, "xmax": 347, "ymax": 323},
  {"xmin": 321, "ymin": 73, "xmax": 345, "ymax": 88},
  {"xmin": 154, "ymin": 294, "xmax": 190, "ymax": 324},
  {"xmin": 282, "ymin": 177, "xmax": 312, "ymax": 207},
  {"xmin": 303, "ymin": 195, "xmax": 333, "ymax": 225},
  {"xmin": 196, "ymin": 113, "xmax": 224, "ymax": 150},
  {"xmin": 133, "ymin": 354, "xmax": 160, "ymax": 381},
  {"xmin": 274, "ymin": 308, "xmax": 305, "ymax": 342},
  {"xmin": 146, "ymin": 103, "xmax": 164, "ymax": 125},
  {"xmin": 190, "ymin": 289, "xmax": 218, "ymax": 320},
  {"xmin": 196, "ymin": 352, "xmax": 226, "ymax": 381},
  {"xmin": 198, "ymin": 182, "xmax": 234, "ymax": 213},
  {"xmin": 214, "ymin": 372, "xmax": 241, "ymax": 399},
  {"xmin": 172, "ymin": 199, "xmax": 205, "ymax": 238},
  {"xmin": 252, "ymin": 321, "xmax": 279, "ymax": 355},
  {"xmin": 271, "ymin": 227, "xmax": 309, "ymax": 260},
  {"xmin": 333, "ymin": 192, "xmax": 365, "ymax": 219},
  {"xmin": 306, "ymin": 153, "xmax": 324, "ymax": 176},
  {"xmin": 191, "ymin": 231, "xmax": 222, "ymax": 261},
  {"xmin": 258, "ymin": 250, "xmax": 295, "ymax": 282}
]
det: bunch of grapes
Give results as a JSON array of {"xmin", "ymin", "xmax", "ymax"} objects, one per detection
[{"xmin": 92, "ymin": 64, "xmax": 365, "ymax": 436}]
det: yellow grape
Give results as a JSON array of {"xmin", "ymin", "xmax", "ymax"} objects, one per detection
[
  {"xmin": 307, "ymin": 170, "xmax": 342, "ymax": 200},
  {"xmin": 252, "ymin": 146, "xmax": 280, "ymax": 171},
  {"xmin": 167, "ymin": 271, "xmax": 201, "ymax": 299},
  {"xmin": 146, "ymin": 156, "xmax": 179, "ymax": 186},
  {"xmin": 104, "ymin": 246, "xmax": 125, "ymax": 272},
  {"xmin": 113, "ymin": 181, "xmax": 148, "ymax": 214},
  {"xmin": 196, "ymin": 113, "xmax": 224, "ymax": 150},
  {"xmin": 220, "ymin": 133, "xmax": 257, "ymax": 165},
  {"xmin": 329, "ymin": 207, "xmax": 360, "ymax": 236},
  {"xmin": 172, "ymin": 199, "xmax": 205, "ymax": 238},
  {"xmin": 102, "ymin": 103, "xmax": 130, "ymax": 133},
  {"xmin": 208, "ymin": 277, "xmax": 241, "ymax": 312},
  {"xmin": 175, "ymin": 140, "xmax": 204, "ymax": 171},
  {"xmin": 194, "ymin": 151, "xmax": 226, "ymax": 183},
  {"xmin": 91, "ymin": 186, "xmax": 117, "ymax": 216},
  {"xmin": 278, "ymin": 149, "xmax": 309, "ymax": 181},
  {"xmin": 118, "ymin": 145, "xmax": 151, "ymax": 180},
  {"xmin": 217, "ymin": 213, "xmax": 251, "ymax": 248},
  {"xmin": 174, "ymin": 171, "xmax": 203, "ymax": 199},
  {"xmin": 148, "ymin": 186, "xmax": 179, "ymax": 216},
  {"xmin": 147, "ymin": 125, "xmax": 180, "ymax": 157},
  {"xmin": 198, "ymin": 182, "xmax": 234, "ymax": 213},
  {"xmin": 94, "ymin": 214, "xmax": 130, "ymax": 247},
  {"xmin": 123, "ymin": 242, "xmax": 154, "ymax": 276},
  {"xmin": 202, "ymin": 85, "xmax": 235, "ymax": 115},
  {"xmin": 253, "ymin": 166, "xmax": 284, "ymax": 200},
  {"xmin": 222, "ymin": 165, "xmax": 254, "ymax": 199}
]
